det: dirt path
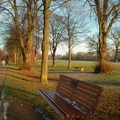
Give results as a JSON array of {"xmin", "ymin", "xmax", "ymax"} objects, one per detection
[
  {"xmin": 0, "ymin": 64, "xmax": 44, "ymax": 120},
  {"xmin": 0, "ymin": 64, "xmax": 6, "ymax": 120}
]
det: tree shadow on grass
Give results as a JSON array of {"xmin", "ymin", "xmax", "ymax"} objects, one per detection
[
  {"xmin": 6, "ymin": 73, "xmax": 40, "ymax": 82},
  {"xmin": 89, "ymin": 80, "xmax": 120, "ymax": 87},
  {"xmin": 48, "ymin": 78, "xmax": 59, "ymax": 82},
  {"xmin": 4, "ymin": 66, "xmax": 40, "ymax": 80},
  {"xmin": 7, "ymin": 70, "xmax": 40, "ymax": 79},
  {"xmin": 5, "ymin": 86, "xmax": 41, "ymax": 105},
  {"xmin": 7, "ymin": 67, "xmax": 20, "ymax": 71}
]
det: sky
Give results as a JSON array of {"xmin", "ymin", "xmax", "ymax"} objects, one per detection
[
  {"xmin": 0, "ymin": 0, "xmax": 119, "ymax": 55},
  {"xmin": 56, "ymin": 43, "xmax": 88, "ymax": 55}
]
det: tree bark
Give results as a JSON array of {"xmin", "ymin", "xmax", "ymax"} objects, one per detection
[
  {"xmin": 40, "ymin": 0, "xmax": 50, "ymax": 83},
  {"xmin": 67, "ymin": 13, "xmax": 72, "ymax": 69},
  {"xmin": 52, "ymin": 49, "xmax": 56, "ymax": 67},
  {"xmin": 68, "ymin": 47, "xmax": 71, "ymax": 69},
  {"xmin": 115, "ymin": 46, "xmax": 119, "ymax": 62},
  {"xmin": 98, "ymin": 21, "xmax": 107, "ymax": 72}
]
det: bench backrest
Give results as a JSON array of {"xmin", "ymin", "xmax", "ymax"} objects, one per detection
[{"xmin": 56, "ymin": 75, "xmax": 102, "ymax": 114}]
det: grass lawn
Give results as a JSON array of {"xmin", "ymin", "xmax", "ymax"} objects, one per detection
[{"xmin": 4, "ymin": 60, "xmax": 120, "ymax": 120}]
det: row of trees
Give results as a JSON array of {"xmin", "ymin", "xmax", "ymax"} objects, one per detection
[
  {"xmin": 0, "ymin": 0, "xmax": 120, "ymax": 83},
  {"xmin": 86, "ymin": 27, "xmax": 120, "ymax": 62}
]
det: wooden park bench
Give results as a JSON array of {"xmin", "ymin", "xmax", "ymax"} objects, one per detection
[
  {"xmin": 38, "ymin": 75, "xmax": 103, "ymax": 119},
  {"xmin": 75, "ymin": 67, "xmax": 84, "ymax": 72}
]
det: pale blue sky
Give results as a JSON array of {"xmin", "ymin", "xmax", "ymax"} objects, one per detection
[{"xmin": 0, "ymin": 0, "xmax": 119, "ymax": 55}]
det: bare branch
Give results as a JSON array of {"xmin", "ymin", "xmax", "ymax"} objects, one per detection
[
  {"xmin": 0, "ymin": 6, "xmax": 14, "ymax": 18},
  {"xmin": 50, "ymin": 0, "xmax": 71, "ymax": 15},
  {"xmin": 107, "ymin": 3, "xmax": 120, "ymax": 18},
  {"xmin": 106, "ymin": 14, "xmax": 118, "ymax": 36}
]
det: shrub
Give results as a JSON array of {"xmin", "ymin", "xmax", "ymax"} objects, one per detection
[
  {"xmin": 19, "ymin": 64, "xmax": 33, "ymax": 71},
  {"xmin": 94, "ymin": 62, "xmax": 114, "ymax": 73}
]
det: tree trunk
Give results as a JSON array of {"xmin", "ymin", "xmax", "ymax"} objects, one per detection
[
  {"xmin": 52, "ymin": 50, "xmax": 56, "ymax": 67},
  {"xmin": 68, "ymin": 47, "xmax": 71, "ymax": 69},
  {"xmin": 115, "ymin": 48, "xmax": 118, "ymax": 62},
  {"xmin": 22, "ymin": 51, "xmax": 32, "ymax": 69},
  {"xmin": 40, "ymin": 0, "xmax": 50, "ymax": 83},
  {"xmin": 14, "ymin": 47, "xmax": 17, "ymax": 64},
  {"xmin": 67, "ymin": 13, "xmax": 72, "ymax": 69},
  {"xmin": 21, "ymin": 31, "xmax": 33, "ymax": 70},
  {"xmin": 98, "ymin": 22, "xmax": 107, "ymax": 72}
]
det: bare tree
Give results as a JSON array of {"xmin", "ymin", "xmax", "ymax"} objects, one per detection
[
  {"xmin": 87, "ymin": 0, "xmax": 120, "ymax": 73},
  {"xmin": 40, "ymin": 0, "xmax": 71, "ymax": 83},
  {"xmin": 109, "ymin": 27, "xmax": 120, "ymax": 62},
  {"xmin": 61, "ymin": 2, "xmax": 87, "ymax": 69},
  {"xmin": 33, "ymin": 20, "xmax": 42, "ymax": 63},
  {"xmin": 5, "ymin": 26, "xmax": 21, "ymax": 64},
  {"xmin": 50, "ymin": 14, "xmax": 66, "ymax": 67},
  {"xmin": 86, "ymin": 34, "xmax": 99, "ymax": 61}
]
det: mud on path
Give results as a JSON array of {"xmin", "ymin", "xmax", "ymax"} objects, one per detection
[
  {"xmin": 7, "ymin": 101, "xmax": 43, "ymax": 120},
  {"xmin": 0, "ymin": 65, "xmax": 43, "ymax": 120}
]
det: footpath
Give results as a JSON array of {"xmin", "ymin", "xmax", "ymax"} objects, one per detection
[
  {"xmin": 0, "ymin": 64, "xmax": 43, "ymax": 120},
  {"xmin": 0, "ymin": 64, "xmax": 7, "ymax": 120}
]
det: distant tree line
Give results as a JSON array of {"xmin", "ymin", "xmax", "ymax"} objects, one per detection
[{"xmin": 47, "ymin": 51, "xmax": 116, "ymax": 62}]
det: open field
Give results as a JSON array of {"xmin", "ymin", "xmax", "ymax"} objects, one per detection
[{"xmin": 4, "ymin": 60, "xmax": 120, "ymax": 120}]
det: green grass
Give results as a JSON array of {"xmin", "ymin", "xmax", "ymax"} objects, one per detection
[{"xmin": 4, "ymin": 61, "xmax": 120, "ymax": 120}]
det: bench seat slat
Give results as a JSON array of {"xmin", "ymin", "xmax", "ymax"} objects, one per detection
[
  {"xmin": 41, "ymin": 89, "xmax": 86, "ymax": 118},
  {"xmin": 37, "ymin": 90, "xmax": 65, "ymax": 118},
  {"xmin": 50, "ymin": 90, "xmax": 93, "ymax": 116},
  {"xmin": 40, "ymin": 90, "xmax": 71, "ymax": 118},
  {"xmin": 57, "ymin": 90, "xmax": 94, "ymax": 114},
  {"xmin": 41, "ymin": 89, "xmax": 75, "ymax": 118},
  {"xmin": 49, "ymin": 90, "xmax": 86, "ymax": 118},
  {"xmin": 50, "ymin": 90, "xmax": 90, "ymax": 117},
  {"xmin": 72, "ymin": 94, "xmax": 96, "ymax": 109}
]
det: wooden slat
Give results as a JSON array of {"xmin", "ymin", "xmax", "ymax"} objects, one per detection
[
  {"xmin": 77, "ymin": 84, "xmax": 100, "ymax": 95},
  {"xmin": 41, "ymin": 90, "xmax": 75, "ymax": 118},
  {"xmin": 74, "ymin": 90, "xmax": 98, "ymax": 104},
  {"xmin": 37, "ymin": 90, "xmax": 65, "ymax": 119},
  {"xmin": 58, "ymin": 81, "xmax": 100, "ymax": 100},
  {"xmin": 41, "ymin": 90, "xmax": 82, "ymax": 118},
  {"xmin": 59, "ymin": 75, "xmax": 102, "ymax": 96},
  {"xmin": 58, "ymin": 87, "xmax": 72, "ymax": 96},
  {"xmin": 47, "ymin": 90, "xmax": 92, "ymax": 118},
  {"xmin": 58, "ymin": 75, "xmax": 102, "ymax": 112},
  {"xmin": 51, "ymin": 91, "xmax": 92, "ymax": 119},
  {"xmin": 59, "ymin": 82, "xmax": 73, "ymax": 90},
  {"xmin": 60, "ymin": 75, "xmax": 102, "ymax": 90},
  {"xmin": 75, "ymin": 87, "xmax": 99, "ymax": 100},
  {"xmin": 55, "ymin": 90, "xmax": 93, "ymax": 114},
  {"xmin": 48, "ymin": 90, "xmax": 84, "ymax": 118},
  {"xmin": 73, "ymin": 94, "xmax": 96, "ymax": 109},
  {"xmin": 58, "ymin": 75, "xmax": 101, "ymax": 109}
]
